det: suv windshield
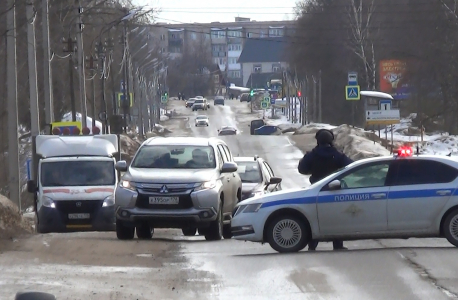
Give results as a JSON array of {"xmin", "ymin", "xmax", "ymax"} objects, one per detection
[
  {"xmin": 194, "ymin": 99, "xmax": 204, "ymax": 104},
  {"xmin": 196, "ymin": 116, "xmax": 207, "ymax": 120},
  {"xmin": 41, "ymin": 161, "xmax": 115, "ymax": 187},
  {"xmin": 235, "ymin": 161, "xmax": 262, "ymax": 183},
  {"xmin": 131, "ymin": 145, "xmax": 216, "ymax": 169}
]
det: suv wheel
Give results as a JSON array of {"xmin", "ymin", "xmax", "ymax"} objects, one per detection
[
  {"xmin": 136, "ymin": 222, "xmax": 153, "ymax": 239},
  {"xmin": 116, "ymin": 219, "xmax": 134, "ymax": 240},
  {"xmin": 205, "ymin": 205, "xmax": 223, "ymax": 241},
  {"xmin": 182, "ymin": 227, "xmax": 197, "ymax": 236}
]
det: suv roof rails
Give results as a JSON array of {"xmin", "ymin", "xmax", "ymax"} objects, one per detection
[{"xmin": 254, "ymin": 155, "xmax": 259, "ymax": 160}]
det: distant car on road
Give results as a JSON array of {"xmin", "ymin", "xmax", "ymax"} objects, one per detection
[
  {"xmin": 186, "ymin": 98, "xmax": 196, "ymax": 108},
  {"xmin": 218, "ymin": 126, "xmax": 237, "ymax": 136},
  {"xmin": 195, "ymin": 115, "xmax": 209, "ymax": 127},
  {"xmin": 192, "ymin": 99, "xmax": 207, "ymax": 111},
  {"xmin": 214, "ymin": 96, "xmax": 225, "ymax": 106},
  {"xmin": 114, "ymin": 137, "xmax": 242, "ymax": 241},
  {"xmin": 234, "ymin": 156, "xmax": 282, "ymax": 201}
]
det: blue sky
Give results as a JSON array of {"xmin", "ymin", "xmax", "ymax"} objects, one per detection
[{"xmin": 134, "ymin": 0, "xmax": 298, "ymax": 23}]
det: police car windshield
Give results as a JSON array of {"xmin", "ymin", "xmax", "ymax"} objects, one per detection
[{"xmin": 235, "ymin": 161, "xmax": 262, "ymax": 183}]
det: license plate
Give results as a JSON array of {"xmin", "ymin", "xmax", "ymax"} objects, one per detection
[
  {"xmin": 149, "ymin": 197, "xmax": 179, "ymax": 205},
  {"xmin": 68, "ymin": 213, "xmax": 90, "ymax": 219}
]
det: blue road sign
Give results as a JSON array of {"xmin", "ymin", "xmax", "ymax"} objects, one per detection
[
  {"xmin": 348, "ymin": 72, "xmax": 358, "ymax": 86},
  {"xmin": 380, "ymin": 100, "xmax": 392, "ymax": 110},
  {"xmin": 345, "ymin": 85, "xmax": 360, "ymax": 100},
  {"xmin": 261, "ymin": 102, "xmax": 269, "ymax": 109},
  {"xmin": 270, "ymin": 98, "xmax": 275, "ymax": 105},
  {"xmin": 26, "ymin": 158, "xmax": 32, "ymax": 181}
]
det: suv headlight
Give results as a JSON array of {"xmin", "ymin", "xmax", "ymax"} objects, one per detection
[
  {"xmin": 194, "ymin": 179, "xmax": 217, "ymax": 191},
  {"xmin": 102, "ymin": 194, "xmax": 115, "ymax": 207},
  {"xmin": 42, "ymin": 196, "xmax": 55, "ymax": 208},
  {"xmin": 120, "ymin": 180, "xmax": 136, "ymax": 191}
]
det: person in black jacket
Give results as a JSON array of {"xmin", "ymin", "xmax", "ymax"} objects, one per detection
[{"xmin": 298, "ymin": 129, "xmax": 353, "ymax": 251}]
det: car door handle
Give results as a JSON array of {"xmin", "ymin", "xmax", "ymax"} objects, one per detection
[
  {"xmin": 437, "ymin": 190, "xmax": 452, "ymax": 196},
  {"xmin": 371, "ymin": 193, "xmax": 386, "ymax": 199},
  {"xmin": 227, "ymin": 178, "xmax": 231, "ymax": 182}
]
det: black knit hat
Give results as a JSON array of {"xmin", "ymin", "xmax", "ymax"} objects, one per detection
[{"xmin": 315, "ymin": 129, "xmax": 334, "ymax": 145}]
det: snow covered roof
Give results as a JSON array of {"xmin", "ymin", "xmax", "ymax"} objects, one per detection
[{"xmin": 36, "ymin": 134, "xmax": 119, "ymax": 158}]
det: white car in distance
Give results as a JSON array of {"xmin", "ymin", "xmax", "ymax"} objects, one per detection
[{"xmin": 195, "ymin": 115, "xmax": 209, "ymax": 127}]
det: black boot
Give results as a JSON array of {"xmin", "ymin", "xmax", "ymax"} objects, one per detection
[
  {"xmin": 308, "ymin": 239, "xmax": 319, "ymax": 251},
  {"xmin": 333, "ymin": 240, "xmax": 347, "ymax": 250}
]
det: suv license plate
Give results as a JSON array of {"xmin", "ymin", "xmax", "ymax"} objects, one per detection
[
  {"xmin": 149, "ymin": 197, "xmax": 179, "ymax": 205},
  {"xmin": 68, "ymin": 213, "xmax": 90, "ymax": 219}
]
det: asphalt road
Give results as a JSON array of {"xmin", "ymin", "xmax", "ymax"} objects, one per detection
[{"xmin": 0, "ymin": 99, "xmax": 457, "ymax": 299}]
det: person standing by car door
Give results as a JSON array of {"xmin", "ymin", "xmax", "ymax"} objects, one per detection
[{"xmin": 297, "ymin": 129, "xmax": 353, "ymax": 251}]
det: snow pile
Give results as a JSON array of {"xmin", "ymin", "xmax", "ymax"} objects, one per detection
[
  {"xmin": 119, "ymin": 134, "xmax": 142, "ymax": 164},
  {"xmin": 332, "ymin": 125, "xmax": 390, "ymax": 160},
  {"xmin": 0, "ymin": 195, "xmax": 33, "ymax": 239},
  {"xmin": 420, "ymin": 136, "xmax": 458, "ymax": 156}
]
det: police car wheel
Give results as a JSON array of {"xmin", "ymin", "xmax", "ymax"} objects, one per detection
[
  {"xmin": 266, "ymin": 215, "xmax": 308, "ymax": 253},
  {"xmin": 443, "ymin": 209, "xmax": 458, "ymax": 247}
]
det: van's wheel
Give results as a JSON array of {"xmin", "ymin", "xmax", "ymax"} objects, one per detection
[
  {"xmin": 205, "ymin": 204, "xmax": 223, "ymax": 241},
  {"xmin": 443, "ymin": 209, "xmax": 458, "ymax": 247},
  {"xmin": 136, "ymin": 222, "xmax": 153, "ymax": 239},
  {"xmin": 116, "ymin": 219, "xmax": 135, "ymax": 240},
  {"xmin": 182, "ymin": 227, "xmax": 197, "ymax": 236},
  {"xmin": 266, "ymin": 214, "xmax": 309, "ymax": 253}
]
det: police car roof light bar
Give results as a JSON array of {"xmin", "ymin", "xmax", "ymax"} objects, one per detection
[{"xmin": 397, "ymin": 146, "xmax": 413, "ymax": 157}]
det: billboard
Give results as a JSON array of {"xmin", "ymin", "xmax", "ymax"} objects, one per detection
[{"xmin": 379, "ymin": 60, "xmax": 411, "ymax": 100}]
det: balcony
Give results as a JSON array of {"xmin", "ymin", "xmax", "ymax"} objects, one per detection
[
  {"xmin": 227, "ymin": 37, "xmax": 242, "ymax": 44},
  {"xmin": 211, "ymin": 37, "xmax": 226, "ymax": 44},
  {"xmin": 212, "ymin": 51, "xmax": 226, "ymax": 58},
  {"xmin": 168, "ymin": 39, "xmax": 183, "ymax": 47}
]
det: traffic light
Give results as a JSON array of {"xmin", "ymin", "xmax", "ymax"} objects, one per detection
[
  {"xmin": 297, "ymin": 91, "xmax": 302, "ymax": 97},
  {"xmin": 250, "ymin": 90, "xmax": 254, "ymax": 97}
]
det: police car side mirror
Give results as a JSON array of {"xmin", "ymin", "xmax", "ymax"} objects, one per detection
[{"xmin": 328, "ymin": 180, "xmax": 341, "ymax": 191}]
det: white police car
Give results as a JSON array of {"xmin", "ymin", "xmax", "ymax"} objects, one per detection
[{"xmin": 231, "ymin": 147, "xmax": 458, "ymax": 253}]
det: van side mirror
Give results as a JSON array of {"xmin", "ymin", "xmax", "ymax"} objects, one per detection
[
  {"xmin": 27, "ymin": 180, "xmax": 37, "ymax": 193},
  {"xmin": 115, "ymin": 160, "xmax": 128, "ymax": 172}
]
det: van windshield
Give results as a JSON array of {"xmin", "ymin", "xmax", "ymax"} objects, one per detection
[{"xmin": 41, "ymin": 160, "xmax": 115, "ymax": 187}]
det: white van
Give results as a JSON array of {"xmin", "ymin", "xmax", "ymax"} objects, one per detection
[{"xmin": 27, "ymin": 134, "xmax": 119, "ymax": 233}]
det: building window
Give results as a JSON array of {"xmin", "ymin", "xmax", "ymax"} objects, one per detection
[
  {"xmin": 253, "ymin": 65, "xmax": 262, "ymax": 73},
  {"xmin": 228, "ymin": 57, "xmax": 238, "ymax": 64},
  {"xmin": 247, "ymin": 32, "xmax": 252, "ymax": 38},
  {"xmin": 160, "ymin": 34, "xmax": 165, "ymax": 40},
  {"xmin": 227, "ymin": 30, "xmax": 242, "ymax": 38},
  {"xmin": 229, "ymin": 71, "xmax": 241, "ymax": 78},
  {"xmin": 269, "ymin": 29, "xmax": 284, "ymax": 37},
  {"xmin": 211, "ymin": 30, "xmax": 226, "ymax": 39},
  {"xmin": 272, "ymin": 63, "xmax": 281, "ymax": 72},
  {"xmin": 169, "ymin": 46, "xmax": 182, "ymax": 53},
  {"xmin": 212, "ymin": 45, "xmax": 225, "ymax": 52},
  {"xmin": 228, "ymin": 44, "xmax": 242, "ymax": 51},
  {"xmin": 260, "ymin": 31, "xmax": 266, "ymax": 38},
  {"xmin": 191, "ymin": 32, "xmax": 197, "ymax": 40}
]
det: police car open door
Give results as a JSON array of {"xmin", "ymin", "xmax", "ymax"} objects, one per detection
[{"xmin": 316, "ymin": 161, "xmax": 394, "ymax": 235}]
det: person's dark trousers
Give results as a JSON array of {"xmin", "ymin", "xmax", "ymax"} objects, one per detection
[{"xmin": 308, "ymin": 239, "xmax": 345, "ymax": 250}]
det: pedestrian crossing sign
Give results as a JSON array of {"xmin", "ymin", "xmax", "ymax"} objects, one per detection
[{"xmin": 345, "ymin": 85, "xmax": 360, "ymax": 100}]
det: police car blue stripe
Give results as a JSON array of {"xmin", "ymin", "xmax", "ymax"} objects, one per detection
[{"xmin": 260, "ymin": 188, "xmax": 457, "ymax": 209}]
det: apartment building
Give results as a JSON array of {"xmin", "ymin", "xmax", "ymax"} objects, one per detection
[{"xmin": 149, "ymin": 17, "xmax": 295, "ymax": 87}]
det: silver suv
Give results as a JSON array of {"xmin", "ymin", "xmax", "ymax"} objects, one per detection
[{"xmin": 114, "ymin": 137, "xmax": 242, "ymax": 241}]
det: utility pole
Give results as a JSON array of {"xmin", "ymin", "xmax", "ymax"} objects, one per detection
[
  {"xmin": 313, "ymin": 75, "xmax": 317, "ymax": 122},
  {"xmin": 86, "ymin": 55, "xmax": 97, "ymax": 129},
  {"xmin": 76, "ymin": 0, "xmax": 88, "ymax": 127},
  {"xmin": 26, "ymin": 0, "xmax": 40, "ymax": 195},
  {"xmin": 7, "ymin": 0, "xmax": 20, "ymax": 209},
  {"xmin": 26, "ymin": 0, "xmax": 40, "ymax": 137},
  {"xmin": 96, "ymin": 39, "xmax": 111, "ymax": 134},
  {"xmin": 42, "ymin": 0, "xmax": 54, "ymax": 124},
  {"xmin": 63, "ymin": 37, "xmax": 77, "ymax": 121},
  {"xmin": 318, "ymin": 70, "xmax": 322, "ymax": 123},
  {"xmin": 122, "ymin": 21, "xmax": 129, "ymax": 133}
]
